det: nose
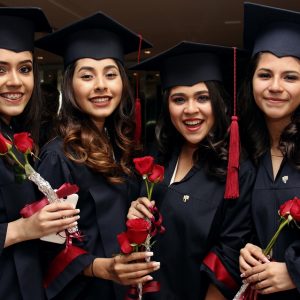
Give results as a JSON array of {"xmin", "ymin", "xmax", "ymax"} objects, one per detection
[
  {"xmin": 268, "ymin": 77, "xmax": 283, "ymax": 93},
  {"xmin": 7, "ymin": 70, "xmax": 22, "ymax": 87},
  {"xmin": 94, "ymin": 76, "xmax": 107, "ymax": 92},
  {"xmin": 184, "ymin": 99, "xmax": 198, "ymax": 114}
]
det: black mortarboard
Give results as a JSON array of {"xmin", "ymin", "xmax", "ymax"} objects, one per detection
[
  {"xmin": 244, "ymin": 2, "xmax": 300, "ymax": 58},
  {"xmin": 130, "ymin": 41, "xmax": 235, "ymax": 90},
  {"xmin": 0, "ymin": 7, "xmax": 51, "ymax": 52},
  {"xmin": 35, "ymin": 11, "xmax": 152, "ymax": 67}
]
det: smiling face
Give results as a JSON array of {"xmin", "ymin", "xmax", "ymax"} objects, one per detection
[
  {"xmin": 72, "ymin": 58, "xmax": 123, "ymax": 130},
  {"xmin": 0, "ymin": 49, "xmax": 34, "ymax": 124},
  {"xmin": 252, "ymin": 52, "xmax": 300, "ymax": 127},
  {"xmin": 168, "ymin": 82, "xmax": 215, "ymax": 146}
]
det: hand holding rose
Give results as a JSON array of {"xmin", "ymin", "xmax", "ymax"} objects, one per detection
[
  {"xmin": 241, "ymin": 261, "xmax": 296, "ymax": 295},
  {"xmin": 236, "ymin": 197, "xmax": 300, "ymax": 298},
  {"xmin": 85, "ymin": 252, "xmax": 160, "ymax": 285},
  {"xmin": 6, "ymin": 202, "xmax": 80, "ymax": 247}
]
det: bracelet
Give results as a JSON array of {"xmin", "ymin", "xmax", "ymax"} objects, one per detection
[{"xmin": 90, "ymin": 259, "xmax": 95, "ymax": 277}]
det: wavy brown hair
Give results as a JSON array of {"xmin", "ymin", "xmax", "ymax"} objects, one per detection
[{"xmin": 58, "ymin": 60, "xmax": 139, "ymax": 183}]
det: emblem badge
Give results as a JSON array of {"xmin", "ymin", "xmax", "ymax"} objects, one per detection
[{"xmin": 182, "ymin": 195, "xmax": 190, "ymax": 202}]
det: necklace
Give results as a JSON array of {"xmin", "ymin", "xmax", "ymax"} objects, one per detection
[
  {"xmin": 270, "ymin": 150, "xmax": 284, "ymax": 158},
  {"xmin": 271, "ymin": 154, "xmax": 284, "ymax": 157},
  {"xmin": 270, "ymin": 148, "xmax": 284, "ymax": 157}
]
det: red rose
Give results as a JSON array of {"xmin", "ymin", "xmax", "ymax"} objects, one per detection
[
  {"xmin": 0, "ymin": 133, "xmax": 12, "ymax": 154},
  {"xmin": 133, "ymin": 156, "xmax": 154, "ymax": 175},
  {"xmin": 117, "ymin": 232, "xmax": 133, "ymax": 254},
  {"xmin": 279, "ymin": 199, "xmax": 294, "ymax": 218},
  {"xmin": 148, "ymin": 164, "xmax": 164, "ymax": 183},
  {"xmin": 290, "ymin": 197, "xmax": 300, "ymax": 222},
  {"xmin": 13, "ymin": 132, "xmax": 34, "ymax": 154},
  {"xmin": 126, "ymin": 218, "xmax": 150, "ymax": 244}
]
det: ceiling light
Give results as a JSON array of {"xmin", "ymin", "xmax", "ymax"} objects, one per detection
[{"xmin": 224, "ymin": 20, "xmax": 241, "ymax": 25}]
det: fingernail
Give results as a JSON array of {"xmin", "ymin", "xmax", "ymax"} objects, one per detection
[
  {"xmin": 146, "ymin": 276, "xmax": 153, "ymax": 280},
  {"xmin": 145, "ymin": 252, "xmax": 154, "ymax": 257},
  {"xmin": 76, "ymin": 209, "xmax": 80, "ymax": 213},
  {"xmin": 263, "ymin": 257, "xmax": 270, "ymax": 263},
  {"xmin": 240, "ymin": 273, "xmax": 245, "ymax": 278},
  {"xmin": 152, "ymin": 262, "xmax": 160, "ymax": 267},
  {"xmin": 76, "ymin": 215, "xmax": 80, "ymax": 219}
]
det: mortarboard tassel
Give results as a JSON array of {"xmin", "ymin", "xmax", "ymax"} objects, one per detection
[
  {"xmin": 134, "ymin": 34, "xmax": 143, "ymax": 143},
  {"xmin": 224, "ymin": 47, "xmax": 240, "ymax": 199},
  {"xmin": 134, "ymin": 97, "xmax": 142, "ymax": 142}
]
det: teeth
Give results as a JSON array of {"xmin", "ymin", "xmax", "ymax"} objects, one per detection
[
  {"xmin": 91, "ymin": 97, "xmax": 110, "ymax": 103},
  {"xmin": 184, "ymin": 120, "xmax": 202, "ymax": 126},
  {"xmin": 2, "ymin": 93, "xmax": 22, "ymax": 100}
]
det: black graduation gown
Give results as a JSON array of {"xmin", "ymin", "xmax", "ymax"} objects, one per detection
[
  {"xmin": 252, "ymin": 152, "xmax": 300, "ymax": 299},
  {"xmin": 36, "ymin": 137, "xmax": 140, "ymax": 300},
  {"xmin": 0, "ymin": 124, "xmax": 46, "ymax": 300},
  {"xmin": 144, "ymin": 151, "xmax": 255, "ymax": 300}
]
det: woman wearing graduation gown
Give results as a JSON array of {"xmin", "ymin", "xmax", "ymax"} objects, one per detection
[
  {"xmin": 35, "ymin": 12, "xmax": 160, "ymax": 300},
  {"xmin": 0, "ymin": 7, "xmax": 81, "ymax": 300},
  {"xmin": 238, "ymin": 3, "xmax": 300, "ymax": 300},
  {"xmin": 127, "ymin": 41, "xmax": 256, "ymax": 300}
]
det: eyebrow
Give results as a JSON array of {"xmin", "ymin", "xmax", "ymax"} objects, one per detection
[
  {"xmin": 0, "ymin": 59, "xmax": 33, "ymax": 65},
  {"xmin": 77, "ymin": 64, "xmax": 118, "ymax": 72},
  {"xmin": 257, "ymin": 67, "xmax": 300, "ymax": 74},
  {"xmin": 170, "ymin": 90, "xmax": 209, "ymax": 97}
]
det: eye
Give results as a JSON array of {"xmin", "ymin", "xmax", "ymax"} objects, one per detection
[
  {"xmin": 285, "ymin": 74, "xmax": 299, "ymax": 81},
  {"xmin": 196, "ymin": 94, "xmax": 210, "ymax": 103},
  {"xmin": 0, "ymin": 66, "xmax": 6, "ymax": 74},
  {"xmin": 80, "ymin": 73, "xmax": 93, "ymax": 80},
  {"xmin": 171, "ymin": 97, "xmax": 185, "ymax": 104},
  {"xmin": 19, "ymin": 65, "xmax": 32, "ymax": 74},
  {"xmin": 105, "ymin": 70, "xmax": 118, "ymax": 79},
  {"xmin": 257, "ymin": 72, "xmax": 271, "ymax": 79}
]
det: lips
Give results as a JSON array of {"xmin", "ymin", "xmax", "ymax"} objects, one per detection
[
  {"xmin": 265, "ymin": 97, "xmax": 287, "ymax": 103},
  {"xmin": 0, "ymin": 92, "xmax": 24, "ymax": 101},
  {"xmin": 183, "ymin": 119, "xmax": 203, "ymax": 127},
  {"xmin": 89, "ymin": 96, "xmax": 112, "ymax": 104}
]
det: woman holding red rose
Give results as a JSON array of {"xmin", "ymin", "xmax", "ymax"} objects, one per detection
[
  {"xmin": 0, "ymin": 8, "xmax": 80, "ymax": 300},
  {"xmin": 238, "ymin": 3, "xmax": 300, "ymax": 299},
  {"xmin": 128, "ymin": 41, "xmax": 256, "ymax": 300},
  {"xmin": 35, "ymin": 13, "xmax": 159, "ymax": 300}
]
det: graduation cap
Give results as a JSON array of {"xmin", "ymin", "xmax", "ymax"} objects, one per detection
[
  {"xmin": 244, "ymin": 2, "xmax": 300, "ymax": 58},
  {"xmin": 132, "ymin": 41, "xmax": 241, "ymax": 199},
  {"xmin": 0, "ymin": 7, "xmax": 51, "ymax": 52},
  {"xmin": 35, "ymin": 11, "xmax": 152, "ymax": 67},
  {"xmin": 131, "ymin": 41, "xmax": 236, "ymax": 90}
]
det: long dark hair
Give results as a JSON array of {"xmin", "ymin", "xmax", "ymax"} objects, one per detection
[
  {"xmin": 58, "ymin": 59, "xmax": 139, "ymax": 183},
  {"xmin": 239, "ymin": 53, "xmax": 300, "ymax": 169},
  {"xmin": 156, "ymin": 81, "xmax": 230, "ymax": 181},
  {"xmin": 238, "ymin": 53, "xmax": 300, "ymax": 169},
  {"xmin": 14, "ymin": 60, "xmax": 42, "ymax": 149}
]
